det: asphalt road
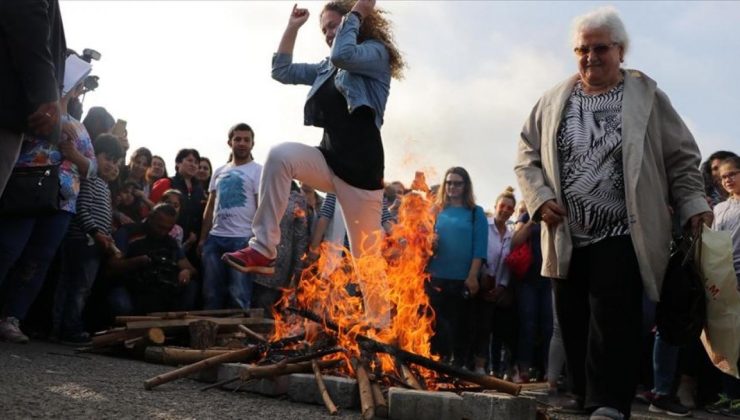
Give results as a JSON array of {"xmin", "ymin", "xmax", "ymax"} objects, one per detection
[
  {"xmin": 0, "ymin": 340, "xmax": 356, "ymax": 419},
  {"xmin": 0, "ymin": 340, "xmax": 727, "ymax": 419}
]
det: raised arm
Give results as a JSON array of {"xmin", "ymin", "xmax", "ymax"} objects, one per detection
[
  {"xmin": 329, "ymin": 3, "xmax": 389, "ymax": 78},
  {"xmin": 271, "ymin": 4, "xmax": 322, "ymax": 85}
]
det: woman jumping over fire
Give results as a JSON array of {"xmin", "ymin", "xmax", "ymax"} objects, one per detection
[{"xmin": 224, "ymin": 0, "xmax": 404, "ymax": 319}]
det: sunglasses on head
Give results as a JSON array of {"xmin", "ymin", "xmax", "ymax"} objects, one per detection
[{"xmin": 573, "ymin": 42, "xmax": 619, "ymax": 57}]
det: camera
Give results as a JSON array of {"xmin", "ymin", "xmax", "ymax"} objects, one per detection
[
  {"xmin": 66, "ymin": 48, "xmax": 101, "ymax": 93},
  {"xmin": 81, "ymin": 48, "xmax": 101, "ymax": 62},
  {"xmin": 128, "ymin": 249, "xmax": 182, "ymax": 294}
]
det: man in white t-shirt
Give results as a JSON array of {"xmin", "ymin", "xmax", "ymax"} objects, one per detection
[{"xmin": 198, "ymin": 123, "xmax": 262, "ymax": 309}]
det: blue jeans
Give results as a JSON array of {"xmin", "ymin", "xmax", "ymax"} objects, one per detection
[
  {"xmin": 0, "ymin": 211, "xmax": 72, "ymax": 320},
  {"xmin": 52, "ymin": 236, "xmax": 102, "ymax": 337},
  {"xmin": 516, "ymin": 275, "xmax": 553, "ymax": 371},
  {"xmin": 652, "ymin": 331, "xmax": 680, "ymax": 395},
  {"xmin": 201, "ymin": 235, "xmax": 253, "ymax": 310}
]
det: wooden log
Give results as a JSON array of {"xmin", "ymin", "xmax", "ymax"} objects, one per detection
[
  {"xmin": 239, "ymin": 358, "xmax": 341, "ymax": 381},
  {"xmin": 312, "ymin": 359, "xmax": 339, "ymax": 415},
  {"xmin": 126, "ymin": 316, "xmax": 271, "ymax": 330},
  {"xmin": 287, "ymin": 307, "xmax": 522, "ymax": 396},
  {"xmin": 358, "ymin": 336, "xmax": 521, "ymax": 396},
  {"xmin": 114, "ymin": 315, "xmax": 162, "ymax": 325},
  {"xmin": 189, "ymin": 320, "xmax": 219, "ymax": 349},
  {"xmin": 147, "ymin": 308, "xmax": 264, "ymax": 318},
  {"xmin": 398, "ymin": 362, "xmax": 424, "ymax": 390},
  {"xmin": 143, "ymin": 346, "xmax": 258, "ymax": 390},
  {"xmin": 144, "ymin": 346, "xmax": 237, "ymax": 365},
  {"xmin": 371, "ymin": 381, "xmax": 388, "ymax": 418},
  {"xmin": 93, "ymin": 326, "xmax": 126, "ymax": 335},
  {"xmin": 238, "ymin": 324, "xmax": 267, "ymax": 343},
  {"xmin": 92, "ymin": 329, "xmax": 141, "ymax": 348},
  {"xmin": 352, "ymin": 358, "xmax": 375, "ymax": 420},
  {"xmin": 147, "ymin": 327, "xmax": 166, "ymax": 344}
]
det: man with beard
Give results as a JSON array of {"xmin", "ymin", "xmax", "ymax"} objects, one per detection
[{"xmin": 198, "ymin": 123, "xmax": 262, "ymax": 310}]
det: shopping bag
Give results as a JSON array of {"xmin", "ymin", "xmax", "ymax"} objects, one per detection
[{"xmin": 697, "ymin": 225, "xmax": 740, "ymax": 378}]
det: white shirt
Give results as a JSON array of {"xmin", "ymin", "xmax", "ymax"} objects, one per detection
[
  {"xmin": 208, "ymin": 161, "xmax": 262, "ymax": 238},
  {"xmin": 486, "ymin": 216, "xmax": 514, "ymax": 287}
]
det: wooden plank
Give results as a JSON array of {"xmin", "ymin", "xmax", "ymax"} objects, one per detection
[
  {"xmin": 126, "ymin": 317, "xmax": 273, "ymax": 330},
  {"xmin": 146, "ymin": 308, "xmax": 264, "ymax": 318}
]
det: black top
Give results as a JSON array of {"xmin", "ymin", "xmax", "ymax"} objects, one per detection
[
  {"xmin": 312, "ymin": 73, "xmax": 384, "ymax": 191},
  {"xmin": 169, "ymin": 174, "xmax": 205, "ymax": 241},
  {"xmin": 0, "ymin": 0, "xmax": 66, "ymax": 133}
]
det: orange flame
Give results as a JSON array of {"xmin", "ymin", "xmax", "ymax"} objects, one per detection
[{"xmin": 272, "ymin": 173, "xmax": 440, "ymax": 385}]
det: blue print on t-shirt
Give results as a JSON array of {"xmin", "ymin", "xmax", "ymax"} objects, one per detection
[{"xmin": 217, "ymin": 172, "xmax": 247, "ymax": 210}]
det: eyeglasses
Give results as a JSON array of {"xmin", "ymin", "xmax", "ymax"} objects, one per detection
[
  {"xmin": 573, "ymin": 42, "xmax": 619, "ymax": 57},
  {"xmin": 720, "ymin": 170, "xmax": 740, "ymax": 181},
  {"xmin": 445, "ymin": 180, "xmax": 465, "ymax": 187}
]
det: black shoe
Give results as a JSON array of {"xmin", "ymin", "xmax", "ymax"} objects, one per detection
[
  {"xmin": 648, "ymin": 394, "xmax": 691, "ymax": 417},
  {"xmin": 59, "ymin": 332, "xmax": 92, "ymax": 347}
]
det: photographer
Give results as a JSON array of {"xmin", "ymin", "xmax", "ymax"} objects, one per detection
[{"xmin": 106, "ymin": 203, "xmax": 198, "ymax": 316}]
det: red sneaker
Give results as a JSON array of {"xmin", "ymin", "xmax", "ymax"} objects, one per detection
[{"xmin": 222, "ymin": 247, "xmax": 275, "ymax": 274}]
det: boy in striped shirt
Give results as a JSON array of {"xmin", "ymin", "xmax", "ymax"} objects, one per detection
[{"xmin": 52, "ymin": 134, "xmax": 123, "ymax": 345}]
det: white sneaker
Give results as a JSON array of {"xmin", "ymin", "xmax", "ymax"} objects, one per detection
[{"xmin": 0, "ymin": 317, "xmax": 29, "ymax": 343}]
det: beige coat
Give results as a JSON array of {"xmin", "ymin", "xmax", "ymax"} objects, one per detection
[{"xmin": 515, "ymin": 70, "xmax": 710, "ymax": 301}]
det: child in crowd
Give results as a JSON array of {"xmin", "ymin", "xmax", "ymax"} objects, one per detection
[
  {"xmin": 115, "ymin": 181, "xmax": 147, "ymax": 223},
  {"xmin": 707, "ymin": 155, "xmax": 740, "ymax": 416},
  {"xmin": 52, "ymin": 134, "xmax": 123, "ymax": 345},
  {"xmin": 159, "ymin": 189, "xmax": 185, "ymax": 248}
]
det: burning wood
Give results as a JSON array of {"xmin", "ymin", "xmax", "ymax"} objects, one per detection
[
  {"xmin": 285, "ymin": 307, "xmax": 522, "ymax": 396},
  {"xmin": 397, "ymin": 361, "xmax": 424, "ymax": 390}
]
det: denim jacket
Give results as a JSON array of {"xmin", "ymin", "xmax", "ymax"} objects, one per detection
[{"xmin": 271, "ymin": 12, "xmax": 391, "ymax": 130}]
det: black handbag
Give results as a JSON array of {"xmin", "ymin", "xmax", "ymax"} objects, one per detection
[
  {"xmin": 656, "ymin": 235, "xmax": 706, "ymax": 346},
  {"xmin": 0, "ymin": 165, "xmax": 61, "ymax": 217}
]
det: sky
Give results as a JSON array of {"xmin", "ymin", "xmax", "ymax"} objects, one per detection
[{"xmin": 59, "ymin": 1, "xmax": 740, "ymax": 209}]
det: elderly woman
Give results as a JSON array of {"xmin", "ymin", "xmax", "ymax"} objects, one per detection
[{"xmin": 515, "ymin": 7, "xmax": 712, "ymax": 420}]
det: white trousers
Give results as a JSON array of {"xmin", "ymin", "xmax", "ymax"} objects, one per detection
[
  {"xmin": 250, "ymin": 142, "xmax": 389, "ymax": 324},
  {"xmin": 250, "ymin": 142, "xmax": 383, "ymax": 260}
]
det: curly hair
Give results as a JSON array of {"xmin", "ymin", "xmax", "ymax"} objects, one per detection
[{"xmin": 321, "ymin": 1, "xmax": 406, "ymax": 79}]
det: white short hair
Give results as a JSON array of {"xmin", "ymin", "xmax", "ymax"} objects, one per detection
[{"xmin": 571, "ymin": 6, "xmax": 630, "ymax": 55}]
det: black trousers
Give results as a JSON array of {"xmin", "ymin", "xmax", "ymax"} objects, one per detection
[
  {"xmin": 426, "ymin": 278, "xmax": 469, "ymax": 364},
  {"xmin": 554, "ymin": 235, "xmax": 643, "ymax": 417}
]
